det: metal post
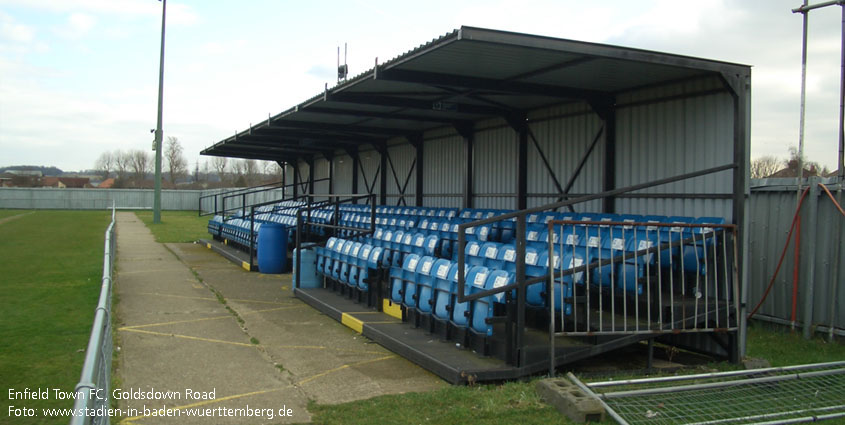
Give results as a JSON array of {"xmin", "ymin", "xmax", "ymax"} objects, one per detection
[
  {"xmin": 829, "ymin": 185, "xmax": 842, "ymax": 341},
  {"xmin": 802, "ymin": 177, "xmax": 820, "ymax": 339},
  {"xmin": 515, "ymin": 215, "xmax": 526, "ymax": 366},
  {"xmin": 152, "ymin": 0, "xmax": 166, "ymax": 224},
  {"xmin": 249, "ymin": 206, "xmax": 255, "ymax": 270},
  {"xmin": 797, "ymin": 0, "xmax": 809, "ymax": 203},
  {"xmin": 840, "ymin": 4, "xmax": 845, "ymax": 179}
]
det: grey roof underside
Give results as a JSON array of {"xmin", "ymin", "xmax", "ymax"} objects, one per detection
[{"xmin": 201, "ymin": 26, "xmax": 750, "ymax": 163}]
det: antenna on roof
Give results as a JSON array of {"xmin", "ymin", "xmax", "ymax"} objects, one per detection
[{"xmin": 337, "ymin": 43, "xmax": 348, "ymax": 83}]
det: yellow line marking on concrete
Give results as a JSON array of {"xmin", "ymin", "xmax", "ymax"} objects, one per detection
[
  {"xmin": 340, "ymin": 313, "xmax": 363, "ymax": 333},
  {"xmin": 119, "ymin": 306, "xmax": 304, "ymax": 330},
  {"xmin": 296, "ymin": 355, "xmax": 396, "ymax": 386},
  {"xmin": 120, "ymin": 315, "xmax": 230, "ymax": 330},
  {"xmin": 241, "ymin": 261, "xmax": 250, "ymax": 271},
  {"xmin": 117, "ymin": 268, "xmax": 189, "ymax": 275},
  {"xmin": 228, "ymin": 297, "xmax": 293, "ymax": 305},
  {"xmin": 135, "ymin": 292, "xmax": 291, "ymax": 305},
  {"xmin": 120, "ymin": 386, "xmax": 290, "ymax": 423},
  {"xmin": 275, "ymin": 345, "xmax": 386, "ymax": 355},
  {"xmin": 118, "ymin": 328, "xmax": 254, "ymax": 347}
]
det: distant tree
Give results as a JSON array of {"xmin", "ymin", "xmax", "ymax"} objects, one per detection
[
  {"xmin": 750, "ymin": 155, "xmax": 782, "ymax": 178},
  {"xmin": 94, "ymin": 152, "xmax": 113, "ymax": 180},
  {"xmin": 211, "ymin": 156, "xmax": 228, "ymax": 183},
  {"xmin": 113, "ymin": 150, "xmax": 131, "ymax": 180},
  {"xmin": 244, "ymin": 159, "xmax": 258, "ymax": 185},
  {"xmin": 130, "ymin": 150, "xmax": 150, "ymax": 180},
  {"xmin": 164, "ymin": 136, "xmax": 187, "ymax": 184},
  {"xmin": 787, "ymin": 146, "xmax": 830, "ymax": 176}
]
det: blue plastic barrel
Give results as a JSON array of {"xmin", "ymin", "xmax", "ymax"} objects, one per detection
[
  {"xmin": 292, "ymin": 248, "xmax": 319, "ymax": 288},
  {"xmin": 257, "ymin": 223, "xmax": 287, "ymax": 274}
]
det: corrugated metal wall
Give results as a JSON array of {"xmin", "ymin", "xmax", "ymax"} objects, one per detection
[
  {"xmin": 312, "ymin": 157, "xmax": 331, "ymax": 200},
  {"xmin": 614, "ymin": 77, "xmax": 735, "ymax": 220},
  {"xmin": 526, "ymin": 103, "xmax": 603, "ymax": 211},
  {"xmin": 473, "ymin": 118, "xmax": 517, "ymax": 209},
  {"xmin": 422, "ymin": 128, "xmax": 464, "ymax": 208},
  {"xmin": 385, "ymin": 142, "xmax": 417, "ymax": 205},
  {"xmin": 333, "ymin": 153, "xmax": 354, "ymax": 196},
  {"xmin": 747, "ymin": 178, "xmax": 844, "ymax": 334},
  {"xmin": 357, "ymin": 148, "xmax": 381, "ymax": 195}
]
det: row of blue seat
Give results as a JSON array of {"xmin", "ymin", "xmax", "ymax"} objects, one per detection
[{"xmin": 388, "ymin": 255, "xmax": 523, "ymax": 336}]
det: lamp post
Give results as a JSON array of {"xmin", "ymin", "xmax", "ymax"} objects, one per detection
[{"xmin": 153, "ymin": 0, "xmax": 166, "ymax": 223}]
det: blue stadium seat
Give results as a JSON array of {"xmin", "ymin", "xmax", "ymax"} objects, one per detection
[{"xmin": 470, "ymin": 270, "xmax": 512, "ymax": 336}]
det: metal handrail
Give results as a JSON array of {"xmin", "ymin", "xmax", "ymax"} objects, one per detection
[
  {"xmin": 221, "ymin": 177, "xmax": 332, "ymax": 217},
  {"xmin": 453, "ymin": 163, "xmax": 738, "ymax": 367},
  {"xmin": 70, "ymin": 202, "xmax": 116, "ymax": 425},
  {"xmin": 198, "ymin": 179, "xmax": 285, "ymax": 216},
  {"xmin": 294, "ymin": 194, "xmax": 376, "ymax": 290}
]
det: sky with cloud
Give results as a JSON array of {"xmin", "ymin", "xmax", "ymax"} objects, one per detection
[{"xmin": 0, "ymin": 0, "xmax": 842, "ymax": 172}]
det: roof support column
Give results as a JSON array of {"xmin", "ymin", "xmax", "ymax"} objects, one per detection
[
  {"xmin": 347, "ymin": 148, "xmax": 359, "ymax": 204},
  {"xmin": 277, "ymin": 161, "xmax": 287, "ymax": 199},
  {"xmin": 603, "ymin": 107, "xmax": 617, "ymax": 213},
  {"xmin": 327, "ymin": 154, "xmax": 334, "ymax": 202},
  {"xmin": 291, "ymin": 159, "xmax": 299, "ymax": 199},
  {"xmin": 306, "ymin": 156, "xmax": 315, "ymax": 205},
  {"xmin": 411, "ymin": 135, "xmax": 424, "ymax": 207},
  {"xmin": 379, "ymin": 146, "xmax": 387, "ymax": 206},
  {"xmin": 456, "ymin": 124, "xmax": 474, "ymax": 209},
  {"xmin": 507, "ymin": 113, "xmax": 529, "ymax": 211}
]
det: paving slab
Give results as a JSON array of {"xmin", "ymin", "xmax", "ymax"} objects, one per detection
[{"xmin": 114, "ymin": 212, "xmax": 444, "ymax": 424}]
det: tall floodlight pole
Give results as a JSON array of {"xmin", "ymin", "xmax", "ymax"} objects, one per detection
[
  {"xmin": 792, "ymin": 0, "xmax": 845, "ymax": 181},
  {"xmin": 153, "ymin": 0, "xmax": 166, "ymax": 223}
]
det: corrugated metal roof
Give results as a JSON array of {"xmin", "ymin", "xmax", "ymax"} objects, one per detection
[{"xmin": 201, "ymin": 26, "xmax": 749, "ymax": 163}]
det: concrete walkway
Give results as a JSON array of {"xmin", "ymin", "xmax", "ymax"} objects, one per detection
[{"xmin": 114, "ymin": 212, "xmax": 443, "ymax": 424}]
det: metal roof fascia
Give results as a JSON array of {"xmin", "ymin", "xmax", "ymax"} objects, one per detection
[{"xmin": 458, "ymin": 26, "xmax": 750, "ymax": 75}]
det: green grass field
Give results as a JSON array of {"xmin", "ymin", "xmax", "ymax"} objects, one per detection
[
  {"xmin": 134, "ymin": 210, "xmax": 210, "ymax": 243},
  {"xmin": 0, "ymin": 210, "xmax": 110, "ymax": 425},
  {"xmin": 308, "ymin": 322, "xmax": 845, "ymax": 425}
]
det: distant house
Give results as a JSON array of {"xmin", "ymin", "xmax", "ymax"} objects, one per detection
[
  {"xmin": 767, "ymin": 159, "xmax": 826, "ymax": 178},
  {"xmin": 6, "ymin": 169, "xmax": 43, "ymax": 177},
  {"xmin": 41, "ymin": 177, "xmax": 91, "ymax": 188},
  {"xmin": 97, "ymin": 178, "xmax": 116, "ymax": 188}
]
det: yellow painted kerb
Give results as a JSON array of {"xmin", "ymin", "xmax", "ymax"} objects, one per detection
[
  {"xmin": 382, "ymin": 299, "xmax": 402, "ymax": 320},
  {"xmin": 206, "ymin": 243, "xmax": 211, "ymax": 249},
  {"xmin": 241, "ymin": 261, "xmax": 251, "ymax": 271},
  {"xmin": 340, "ymin": 313, "xmax": 363, "ymax": 333}
]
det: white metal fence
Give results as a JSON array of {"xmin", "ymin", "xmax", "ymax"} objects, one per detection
[
  {"xmin": 69, "ymin": 203, "xmax": 116, "ymax": 425},
  {"xmin": 0, "ymin": 188, "xmax": 208, "ymax": 210}
]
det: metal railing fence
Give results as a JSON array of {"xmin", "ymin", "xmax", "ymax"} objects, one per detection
[{"xmin": 69, "ymin": 203, "xmax": 116, "ymax": 425}]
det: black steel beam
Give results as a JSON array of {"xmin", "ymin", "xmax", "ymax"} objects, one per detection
[
  {"xmin": 603, "ymin": 107, "xmax": 617, "ymax": 213},
  {"xmin": 330, "ymin": 92, "xmax": 509, "ymax": 117},
  {"xmin": 266, "ymin": 121, "xmax": 404, "ymax": 138},
  {"xmin": 350, "ymin": 148, "xmax": 360, "ymax": 204},
  {"xmin": 414, "ymin": 136, "xmax": 424, "ymax": 207},
  {"xmin": 507, "ymin": 114, "xmax": 529, "ymax": 210},
  {"xmin": 379, "ymin": 69, "xmax": 612, "ymax": 102},
  {"xmin": 455, "ymin": 123, "xmax": 474, "ymax": 209},
  {"xmin": 292, "ymin": 160, "xmax": 300, "ymax": 199},
  {"xmin": 305, "ymin": 106, "xmax": 473, "ymax": 127},
  {"xmin": 379, "ymin": 146, "xmax": 388, "ymax": 205},
  {"xmin": 306, "ymin": 156, "xmax": 315, "ymax": 204},
  {"xmin": 250, "ymin": 128, "xmax": 375, "ymax": 144}
]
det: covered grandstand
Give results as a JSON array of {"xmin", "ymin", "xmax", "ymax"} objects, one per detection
[{"xmin": 200, "ymin": 26, "xmax": 751, "ymax": 384}]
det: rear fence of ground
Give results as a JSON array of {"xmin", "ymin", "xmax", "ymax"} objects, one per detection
[{"xmin": 0, "ymin": 187, "xmax": 284, "ymax": 211}]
